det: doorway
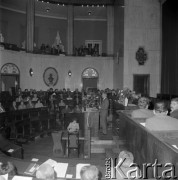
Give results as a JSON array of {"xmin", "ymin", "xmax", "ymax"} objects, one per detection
[
  {"xmin": 0, "ymin": 63, "xmax": 20, "ymax": 92},
  {"xmin": 133, "ymin": 74, "xmax": 150, "ymax": 96},
  {"xmin": 82, "ymin": 68, "xmax": 99, "ymax": 91}
]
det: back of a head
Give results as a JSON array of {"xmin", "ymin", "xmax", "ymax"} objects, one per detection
[
  {"xmin": 80, "ymin": 165, "xmax": 99, "ymax": 180},
  {"xmin": 138, "ymin": 97, "xmax": 150, "ymax": 109},
  {"xmin": 171, "ymin": 97, "xmax": 178, "ymax": 104},
  {"xmin": 154, "ymin": 101, "xmax": 168, "ymax": 113},
  {"xmin": 36, "ymin": 164, "xmax": 55, "ymax": 180}
]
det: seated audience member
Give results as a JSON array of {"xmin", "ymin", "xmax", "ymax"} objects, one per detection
[
  {"xmin": 18, "ymin": 101, "xmax": 26, "ymax": 110},
  {"xmin": 67, "ymin": 118, "xmax": 79, "ymax": 133},
  {"xmin": 36, "ymin": 164, "xmax": 55, "ymax": 180},
  {"xmin": 26, "ymin": 99, "xmax": 34, "ymax": 109},
  {"xmin": 131, "ymin": 97, "xmax": 154, "ymax": 118},
  {"xmin": 145, "ymin": 101, "xmax": 178, "ymax": 131},
  {"xmin": 35, "ymin": 100, "xmax": 43, "ymax": 108},
  {"xmin": 170, "ymin": 98, "xmax": 178, "ymax": 119},
  {"xmin": 32, "ymin": 93, "xmax": 39, "ymax": 102},
  {"xmin": 0, "ymin": 102, "xmax": 5, "ymax": 113},
  {"xmin": 15, "ymin": 95, "xmax": 23, "ymax": 103},
  {"xmin": 58, "ymin": 99, "xmax": 65, "ymax": 107},
  {"xmin": 10, "ymin": 101, "xmax": 17, "ymax": 111},
  {"xmin": 0, "ymin": 161, "xmax": 17, "ymax": 176},
  {"xmin": 73, "ymin": 105, "xmax": 82, "ymax": 113},
  {"xmin": 80, "ymin": 165, "xmax": 99, "ymax": 180}
]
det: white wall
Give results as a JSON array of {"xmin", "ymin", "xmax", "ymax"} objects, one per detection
[
  {"xmin": 0, "ymin": 49, "xmax": 114, "ymax": 91},
  {"xmin": 123, "ymin": 0, "xmax": 161, "ymax": 97}
]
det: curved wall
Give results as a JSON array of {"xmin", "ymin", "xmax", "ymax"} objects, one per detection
[{"xmin": 0, "ymin": 50, "xmax": 114, "ymax": 91}]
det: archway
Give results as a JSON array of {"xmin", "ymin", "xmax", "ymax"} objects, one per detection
[
  {"xmin": 82, "ymin": 68, "xmax": 99, "ymax": 91},
  {"xmin": 0, "ymin": 63, "xmax": 20, "ymax": 93}
]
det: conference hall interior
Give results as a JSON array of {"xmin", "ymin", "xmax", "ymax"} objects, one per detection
[{"xmin": 0, "ymin": 0, "xmax": 178, "ymax": 179}]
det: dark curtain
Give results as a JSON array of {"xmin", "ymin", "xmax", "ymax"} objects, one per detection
[{"xmin": 161, "ymin": 0, "xmax": 178, "ymax": 95}]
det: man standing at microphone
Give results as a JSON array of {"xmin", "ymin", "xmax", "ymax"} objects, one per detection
[{"xmin": 99, "ymin": 92, "xmax": 109, "ymax": 135}]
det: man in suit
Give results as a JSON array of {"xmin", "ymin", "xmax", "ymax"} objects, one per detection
[
  {"xmin": 99, "ymin": 92, "xmax": 109, "ymax": 135},
  {"xmin": 145, "ymin": 100, "xmax": 178, "ymax": 131},
  {"xmin": 170, "ymin": 98, "xmax": 178, "ymax": 119}
]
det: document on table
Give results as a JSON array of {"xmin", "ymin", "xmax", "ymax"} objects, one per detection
[
  {"xmin": 54, "ymin": 163, "xmax": 68, "ymax": 178},
  {"xmin": 140, "ymin": 123, "xmax": 145, "ymax": 127},
  {"xmin": 12, "ymin": 176, "xmax": 33, "ymax": 180},
  {"xmin": 76, "ymin": 163, "xmax": 90, "ymax": 179},
  {"xmin": 0, "ymin": 174, "xmax": 8, "ymax": 180}
]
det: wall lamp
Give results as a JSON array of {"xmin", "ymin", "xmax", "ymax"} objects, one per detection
[
  {"xmin": 68, "ymin": 70, "xmax": 72, "ymax": 77},
  {"xmin": 29, "ymin": 68, "xmax": 33, "ymax": 76}
]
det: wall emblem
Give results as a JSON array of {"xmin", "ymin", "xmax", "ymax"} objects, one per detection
[
  {"xmin": 43, "ymin": 67, "xmax": 58, "ymax": 86},
  {"xmin": 136, "ymin": 47, "xmax": 147, "ymax": 65}
]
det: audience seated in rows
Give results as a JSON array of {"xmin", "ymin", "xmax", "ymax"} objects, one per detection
[
  {"xmin": 131, "ymin": 97, "xmax": 154, "ymax": 119},
  {"xmin": 170, "ymin": 98, "xmax": 178, "ymax": 119},
  {"xmin": 145, "ymin": 100, "xmax": 178, "ymax": 131}
]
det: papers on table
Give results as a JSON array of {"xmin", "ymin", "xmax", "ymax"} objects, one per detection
[
  {"xmin": 0, "ymin": 174, "xmax": 8, "ymax": 180},
  {"xmin": 76, "ymin": 163, "xmax": 90, "ymax": 179},
  {"xmin": 172, "ymin": 145, "xmax": 178, "ymax": 149},
  {"xmin": 41, "ymin": 159, "xmax": 68, "ymax": 178},
  {"xmin": 140, "ymin": 123, "xmax": 145, "ymax": 127},
  {"xmin": 7, "ymin": 149, "xmax": 14, "ymax": 153},
  {"xmin": 54, "ymin": 163, "xmax": 68, "ymax": 178},
  {"xmin": 31, "ymin": 158, "xmax": 39, "ymax": 162},
  {"xmin": 24, "ymin": 163, "xmax": 39, "ymax": 175},
  {"xmin": 12, "ymin": 176, "xmax": 33, "ymax": 180}
]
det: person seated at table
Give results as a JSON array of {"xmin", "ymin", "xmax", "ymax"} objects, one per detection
[
  {"xmin": 67, "ymin": 118, "xmax": 79, "ymax": 133},
  {"xmin": 18, "ymin": 101, "xmax": 26, "ymax": 110},
  {"xmin": 80, "ymin": 165, "xmax": 99, "ymax": 180},
  {"xmin": 0, "ymin": 102, "xmax": 5, "ymax": 113},
  {"xmin": 35, "ymin": 100, "xmax": 44, "ymax": 108},
  {"xmin": 36, "ymin": 164, "xmax": 55, "ymax": 180},
  {"xmin": 145, "ymin": 100, "xmax": 178, "ymax": 131},
  {"xmin": 131, "ymin": 97, "xmax": 154, "ymax": 119},
  {"xmin": 26, "ymin": 99, "xmax": 34, "ymax": 109},
  {"xmin": 0, "ymin": 161, "xmax": 17, "ymax": 176},
  {"xmin": 170, "ymin": 98, "xmax": 178, "ymax": 119},
  {"xmin": 73, "ymin": 105, "xmax": 82, "ymax": 113}
]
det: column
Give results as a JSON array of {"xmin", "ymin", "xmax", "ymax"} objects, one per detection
[
  {"xmin": 26, "ymin": 0, "xmax": 35, "ymax": 52},
  {"xmin": 107, "ymin": 6, "xmax": 114, "ymax": 56},
  {"xmin": 67, "ymin": 5, "xmax": 74, "ymax": 55}
]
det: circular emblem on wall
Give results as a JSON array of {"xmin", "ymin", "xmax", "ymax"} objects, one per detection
[{"xmin": 43, "ymin": 67, "xmax": 58, "ymax": 87}]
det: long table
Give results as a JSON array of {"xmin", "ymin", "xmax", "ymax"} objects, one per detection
[
  {"xmin": 118, "ymin": 111, "xmax": 178, "ymax": 179},
  {"xmin": 0, "ymin": 154, "xmax": 106, "ymax": 180}
]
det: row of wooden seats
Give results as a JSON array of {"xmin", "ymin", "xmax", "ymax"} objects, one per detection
[{"xmin": 0, "ymin": 107, "xmax": 55, "ymax": 141}]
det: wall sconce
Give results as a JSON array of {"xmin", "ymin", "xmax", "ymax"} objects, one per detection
[
  {"xmin": 29, "ymin": 68, "xmax": 33, "ymax": 76},
  {"xmin": 68, "ymin": 70, "xmax": 72, "ymax": 77}
]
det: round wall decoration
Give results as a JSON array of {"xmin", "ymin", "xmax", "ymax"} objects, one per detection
[{"xmin": 43, "ymin": 67, "xmax": 58, "ymax": 86}]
